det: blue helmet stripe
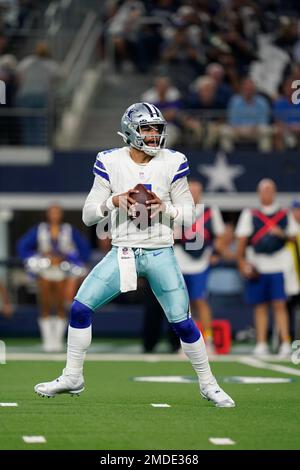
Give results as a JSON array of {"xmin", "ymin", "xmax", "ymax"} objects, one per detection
[
  {"xmin": 142, "ymin": 102, "xmax": 155, "ymax": 117},
  {"xmin": 151, "ymin": 104, "xmax": 160, "ymax": 117}
]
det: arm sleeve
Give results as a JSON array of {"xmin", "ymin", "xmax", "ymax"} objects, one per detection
[
  {"xmin": 169, "ymin": 176, "xmax": 195, "ymax": 226},
  {"xmin": 211, "ymin": 206, "xmax": 225, "ymax": 236},
  {"xmin": 235, "ymin": 209, "xmax": 253, "ymax": 238},
  {"xmin": 82, "ymin": 176, "xmax": 112, "ymax": 227},
  {"xmin": 17, "ymin": 226, "xmax": 38, "ymax": 260}
]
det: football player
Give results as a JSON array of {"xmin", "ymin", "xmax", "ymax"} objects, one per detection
[{"xmin": 34, "ymin": 102, "xmax": 234, "ymax": 407}]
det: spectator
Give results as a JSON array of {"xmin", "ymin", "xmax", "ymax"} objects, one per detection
[
  {"xmin": 215, "ymin": 7, "xmax": 257, "ymax": 75},
  {"xmin": 220, "ymin": 77, "xmax": 272, "ymax": 152},
  {"xmin": 215, "ymin": 52, "xmax": 241, "ymax": 93},
  {"xmin": 274, "ymin": 77, "xmax": 300, "ymax": 150},
  {"xmin": 188, "ymin": 76, "xmax": 224, "ymax": 110},
  {"xmin": 0, "ymin": 54, "xmax": 19, "ymax": 144},
  {"xmin": 141, "ymin": 76, "xmax": 182, "ymax": 146},
  {"xmin": 17, "ymin": 204, "xmax": 90, "ymax": 352},
  {"xmin": 161, "ymin": 25, "xmax": 203, "ymax": 92},
  {"xmin": 0, "ymin": 0, "xmax": 19, "ymax": 31},
  {"xmin": 184, "ymin": 76, "xmax": 224, "ymax": 148},
  {"xmin": 275, "ymin": 16, "xmax": 299, "ymax": 58},
  {"xmin": 105, "ymin": 0, "xmax": 147, "ymax": 72},
  {"xmin": 205, "ymin": 62, "xmax": 233, "ymax": 108},
  {"xmin": 16, "ymin": 41, "xmax": 63, "ymax": 146}
]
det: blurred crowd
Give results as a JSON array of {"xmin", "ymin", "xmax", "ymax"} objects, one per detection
[
  {"xmin": 103, "ymin": 0, "xmax": 300, "ymax": 151},
  {"xmin": 0, "ymin": 0, "xmax": 300, "ymax": 149},
  {"xmin": 0, "ymin": 1, "xmax": 64, "ymax": 146},
  {"xmin": 0, "ymin": 40, "xmax": 63, "ymax": 145}
]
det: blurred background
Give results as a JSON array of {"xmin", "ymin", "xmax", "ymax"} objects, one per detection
[{"xmin": 0, "ymin": 0, "xmax": 300, "ymax": 355}]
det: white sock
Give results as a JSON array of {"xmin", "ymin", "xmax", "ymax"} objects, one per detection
[
  {"xmin": 65, "ymin": 325, "xmax": 91, "ymax": 376},
  {"xmin": 54, "ymin": 317, "xmax": 67, "ymax": 351},
  {"xmin": 49, "ymin": 316, "xmax": 58, "ymax": 350},
  {"xmin": 38, "ymin": 318, "xmax": 53, "ymax": 352},
  {"xmin": 181, "ymin": 335, "xmax": 215, "ymax": 387}
]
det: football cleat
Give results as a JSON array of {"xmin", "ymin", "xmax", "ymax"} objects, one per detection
[
  {"xmin": 34, "ymin": 370, "xmax": 84, "ymax": 398},
  {"xmin": 200, "ymin": 381, "xmax": 235, "ymax": 408}
]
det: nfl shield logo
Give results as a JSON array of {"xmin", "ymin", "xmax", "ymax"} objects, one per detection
[
  {"xmin": 139, "ymin": 172, "xmax": 145, "ymax": 179},
  {"xmin": 122, "ymin": 247, "xmax": 128, "ymax": 255}
]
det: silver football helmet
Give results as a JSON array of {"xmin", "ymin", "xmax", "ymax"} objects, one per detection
[{"xmin": 118, "ymin": 102, "xmax": 167, "ymax": 156}]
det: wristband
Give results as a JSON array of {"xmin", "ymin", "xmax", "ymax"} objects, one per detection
[{"xmin": 106, "ymin": 195, "xmax": 116, "ymax": 211}]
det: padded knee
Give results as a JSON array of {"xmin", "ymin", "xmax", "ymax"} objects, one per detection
[
  {"xmin": 170, "ymin": 318, "xmax": 201, "ymax": 343},
  {"xmin": 69, "ymin": 300, "xmax": 93, "ymax": 329}
]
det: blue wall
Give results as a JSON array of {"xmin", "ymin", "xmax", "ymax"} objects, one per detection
[{"xmin": 1, "ymin": 149, "xmax": 300, "ymax": 193}]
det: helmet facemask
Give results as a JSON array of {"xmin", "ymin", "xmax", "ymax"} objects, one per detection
[{"xmin": 137, "ymin": 123, "xmax": 167, "ymax": 156}]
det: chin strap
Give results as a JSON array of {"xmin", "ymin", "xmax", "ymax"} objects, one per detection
[
  {"xmin": 117, "ymin": 131, "xmax": 129, "ymax": 144},
  {"xmin": 117, "ymin": 131, "xmax": 159, "ymax": 155}
]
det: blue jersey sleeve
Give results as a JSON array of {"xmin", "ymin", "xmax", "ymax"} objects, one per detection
[{"xmin": 17, "ymin": 226, "xmax": 38, "ymax": 260}]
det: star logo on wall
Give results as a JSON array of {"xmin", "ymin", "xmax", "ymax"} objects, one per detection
[{"xmin": 198, "ymin": 151, "xmax": 244, "ymax": 191}]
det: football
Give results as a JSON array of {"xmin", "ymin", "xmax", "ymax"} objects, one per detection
[{"xmin": 129, "ymin": 184, "xmax": 155, "ymax": 228}]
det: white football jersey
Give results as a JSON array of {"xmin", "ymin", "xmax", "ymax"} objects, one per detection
[{"xmin": 83, "ymin": 146, "xmax": 194, "ymax": 248}]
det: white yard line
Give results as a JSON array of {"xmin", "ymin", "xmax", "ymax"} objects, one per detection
[
  {"xmin": 4, "ymin": 352, "xmax": 295, "ymax": 362},
  {"xmin": 0, "ymin": 403, "xmax": 18, "ymax": 407},
  {"xmin": 22, "ymin": 436, "xmax": 46, "ymax": 444},
  {"xmin": 0, "ymin": 352, "xmax": 300, "ymax": 366},
  {"xmin": 209, "ymin": 438, "xmax": 236, "ymax": 445},
  {"xmin": 238, "ymin": 357, "xmax": 300, "ymax": 377},
  {"xmin": 151, "ymin": 404, "xmax": 171, "ymax": 408}
]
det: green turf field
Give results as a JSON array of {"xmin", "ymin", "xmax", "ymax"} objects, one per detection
[{"xmin": 1, "ymin": 359, "xmax": 300, "ymax": 450}]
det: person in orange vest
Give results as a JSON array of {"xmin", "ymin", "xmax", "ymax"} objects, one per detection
[{"xmin": 236, "ymin": 179, "xmax": 298, "ymax": 357}]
